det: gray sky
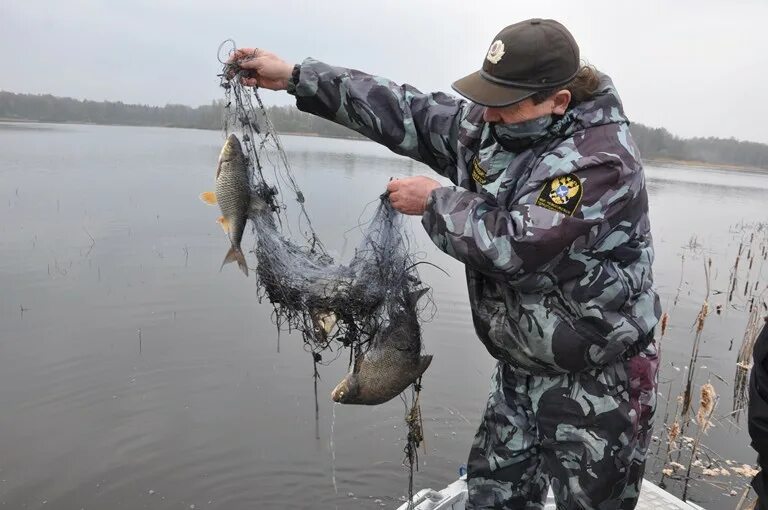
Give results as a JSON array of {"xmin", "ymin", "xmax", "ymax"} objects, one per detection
[{"xmin": 2, "ymin": 0, "xmax": 767, "ymax": 143}]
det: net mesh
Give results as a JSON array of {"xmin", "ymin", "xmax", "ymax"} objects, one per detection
[{"xmin": 217, "ymin": 42, "xmax": 428, "ymax": 504}]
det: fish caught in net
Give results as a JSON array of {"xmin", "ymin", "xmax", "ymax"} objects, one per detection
[{"xmin": 205, "ymin": 41, "xmax": 432, "ymax": 503}]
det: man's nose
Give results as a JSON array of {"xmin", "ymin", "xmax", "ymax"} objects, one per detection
[{"xmin": 483, "ymin": 108, "xmax": 498, "ymax": 123}]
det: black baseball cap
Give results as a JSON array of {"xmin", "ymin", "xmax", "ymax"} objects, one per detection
[{"xmin": 452, "ymin": 19, "xmax": 580, "ymax": 107}]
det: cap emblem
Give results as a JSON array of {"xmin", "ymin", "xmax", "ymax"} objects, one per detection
[{"xmin": 486, "ymin": 40, "xmax": 505, "ymax": 64}]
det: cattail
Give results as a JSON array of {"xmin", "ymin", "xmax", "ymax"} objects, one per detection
[
  {"xmin": 696, "ymin": 302, "xmax": 709, "ymax": 333},
  {"xmin": 660, "ymin": 312, "xmax": 669, "ymax": 337},
  {"xmin": 696, "ymin": 383, "xmax": 717, "ymax": 432},
  {"xmin": 731, "ymin": 464, "xmax": 759, "ymax": 478},
  {"xmin": 668, "ymin": 420, "xmax": 681, "ymax": 446},
  {"xmin": 716, "ymin": 304, "xmax": 723, "ymax": 315},
  {"xmin": 669, "ymin": 461, "xmax": 685, "ymax": 471},
  {"xmin": 702, "ymin": 467, "xmax": 731, "ymax": 477}
]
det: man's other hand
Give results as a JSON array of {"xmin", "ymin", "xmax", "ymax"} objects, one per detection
[
  {"xmin": 386, "ymin": 176, "xmax": 441, "ymax": 215},
  {"xmin": 227, "ymin": 48, "xmax": 294, "ymax": 90}
]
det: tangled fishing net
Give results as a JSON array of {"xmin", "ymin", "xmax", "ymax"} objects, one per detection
[{"xmin": 217, "ymin": 41, "xmax": 429, "ymax": 503}]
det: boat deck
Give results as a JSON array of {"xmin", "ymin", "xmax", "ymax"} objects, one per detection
[{"xmin": 396, "ymin": 477, "xmax": 704, "ymax": 510}]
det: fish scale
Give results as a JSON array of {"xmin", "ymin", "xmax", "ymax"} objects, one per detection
[{"xmin": 215, "ymin": 154, "xmax": 250, "ymax": 247}]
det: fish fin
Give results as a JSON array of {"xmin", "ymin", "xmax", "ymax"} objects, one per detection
[
  {"xmin": 199, "ymin": 191, "xmax": 218, "ymax": 205},
  {"xmin": 410, "ymin": 287, "xmax": 429, "ymax": 303},
  {"xmin": 417, "ymin": 354, "xmax": 433, "ymax": 376},
  {"xmin": 217, "ymin": 216, "xmax": 230, "ymax": 233},
  {"xmin": 221, "ymin": 245, "xmax": 248, "ymax": 276}
]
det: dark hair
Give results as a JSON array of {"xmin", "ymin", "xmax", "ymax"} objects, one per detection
[{"xmin": 530, "ymin": 64, "xmax": 601, "ymax": 105}]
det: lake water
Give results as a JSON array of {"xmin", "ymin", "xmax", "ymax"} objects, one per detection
[{"xmin": 1, "ymin": 122, "xmax": 765, "ymax": 509}]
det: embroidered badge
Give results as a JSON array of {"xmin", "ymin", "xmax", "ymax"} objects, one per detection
[
  {"xmin": 471, "ymin": 158, "xmax": 487, "ymax": 185},
  {"xmin": 486, "ymin": 40, "xmax": 505, "ymax": 64},
  {"xmin": 535, "ymin": 173, "xmax": 583, "ymax": 216}
]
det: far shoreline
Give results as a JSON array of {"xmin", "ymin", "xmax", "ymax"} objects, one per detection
[
  {"xmin": 2, "ymin": 117, "xmax": 766, "ymax": 173},
  {"xmin": 643, "ymin": 157, "xmax": 768, "ymax": 174}
]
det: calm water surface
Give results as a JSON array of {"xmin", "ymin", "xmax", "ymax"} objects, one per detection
[{"xmin": 1, "ymin": 122, "xmax": 766, "ymax": 509}]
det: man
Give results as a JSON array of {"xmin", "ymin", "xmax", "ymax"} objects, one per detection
[
  {"xmin": 749, "ymin": 322, "xmax": 768, "ymax": 509},
  {"xmin": 233, "ymin": 18, "xmax": 660, "ymax": 509}
]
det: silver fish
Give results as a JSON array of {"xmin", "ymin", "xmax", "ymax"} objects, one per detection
[
  {"xmin": 200, "ymin": 134, "xmax": 265, "ymax": 275},
  {"xmin": 331, "ymin": 288, "xmax": 432, "ymax": 405}
]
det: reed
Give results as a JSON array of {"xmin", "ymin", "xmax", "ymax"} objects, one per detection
[{"xmin": 655, "ymin": 222, "xmax": 767, "ymax": 505}]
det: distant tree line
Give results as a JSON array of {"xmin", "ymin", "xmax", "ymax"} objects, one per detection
[
  {"xmin": 2, "ymin": 90, "xmax": 767, "ymax": 169},
  {"xmin": 630, "ymin": 123, "xmax": 768, "ymax": 169},
  {"xmin": 0, "ymin": 91, "xmax": 361, "ymax": 140}
]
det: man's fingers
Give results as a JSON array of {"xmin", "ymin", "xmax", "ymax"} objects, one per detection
[
  {"xmin": 228, "ymin": 48, "xmax": 262, "ymax": 63},
  {"xmin": 386, "ymin": 180, "xmax": 400, "ymax": 192},
  {"xmin": 238, "ymin": 55, "xmax": 268, "ymax": 70}
]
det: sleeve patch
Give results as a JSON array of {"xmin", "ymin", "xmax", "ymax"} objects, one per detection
[
  {"xmin": 535, "ymin": 173, "xmax": 583, "ymax": 216},
  {"xmin": 471, "ymin": 158, "xmax": 487, "ymax": 185}
]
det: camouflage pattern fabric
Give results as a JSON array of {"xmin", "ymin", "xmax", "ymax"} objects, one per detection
[
  {"xmin": 287, "ymin": 57, "xmax": 661, "ymax": 508},
  {"xmin": 467, "ymin": 343, "xmax": 659, "ymax": 509},
  {"xmin": 289, "ymin": 58, "xmax": 660, "ymax": 375}
]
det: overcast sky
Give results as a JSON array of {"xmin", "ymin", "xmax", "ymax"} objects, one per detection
[{"xmin": 2, "ymin": 0, "xmax": 767, "ymax": 143}]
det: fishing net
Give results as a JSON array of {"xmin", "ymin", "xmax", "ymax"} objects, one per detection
[{"xmin": 216, "ymin": 41, "xmax": 429, "ymax": 503}]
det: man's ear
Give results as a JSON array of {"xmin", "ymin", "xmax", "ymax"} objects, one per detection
[{"xmin": 552, "ymin": 90, "xmax": 572, "ymax": 115}]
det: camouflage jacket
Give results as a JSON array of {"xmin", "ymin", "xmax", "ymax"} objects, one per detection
[{"xmin": 288, "ymin": 58, "xmax": 661, "ymax": 374}]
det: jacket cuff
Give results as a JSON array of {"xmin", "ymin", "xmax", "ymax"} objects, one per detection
[
  {"xmin": 287, "ymin": 58, "xmax": 320, "ymax": 97},
  {"xmin": 286, "ymin": 63, "xmax": 301, "ymax": 95},
  {"xmin": 421, "ymin": 186, "xmax": 456, "ymax": 234}
]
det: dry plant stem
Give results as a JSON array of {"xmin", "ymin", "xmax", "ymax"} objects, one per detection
[
  {"xmin": 667, "ymin": 260, "xmax": 712, "ymax": 476},
  {"xmin": 655, "ymin": 380, "xmax": 675, "ymax": 457},
  {"xmin": 682, "ymin": 384, "xmax": 717, "ymax": 501},
  {"xmin": 733, "ymin": 291, "xmax": 766, "ymax": 419},
  {"xmin": 732, "ymin": 226, "xmax": 768, "ymax": 418},
  {"xmin": 729, "ymin": 241, "xmax": 744, "ymax": 303},
  {"xmin": 658, "ymin": 404, "xmax": 682, "ymax": 487},
  {"xmin": 673, "ymin": 253, "xmax": 686, "ymax": 308},
  {"xmin": 681, "ymin": 259, "xmax": 712, "ymax": 420},
  {"xmin": 732, "ymin": 482, "xmax": 756, "ymax": 510}
]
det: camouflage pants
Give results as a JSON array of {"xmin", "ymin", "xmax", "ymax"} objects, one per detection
[{"xmin": 466, "ymin": 343, "xmax": 659, "ymax": 510}]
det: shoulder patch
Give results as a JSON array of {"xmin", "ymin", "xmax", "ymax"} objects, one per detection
[
  {"xmin": 471, "ymin": 158, "xmax": 487, "ymax": 185},
  {"xmin": 535, "ymin": 173, "xmax": 583, "ymax": 216}
]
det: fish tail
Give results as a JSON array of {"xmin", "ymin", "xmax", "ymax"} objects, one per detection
[
  {"xmin": 417, "ymin": 355, "xmax": 433, "ymax": 376},
  {"xmin": 221, "ymin": 245, "xmax": 248, "ymax": 276}
]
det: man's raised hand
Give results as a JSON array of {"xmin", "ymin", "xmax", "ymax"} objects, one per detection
[{"xmin": 228, "ymin": 48, "xmax": 294, "ymax": 91}]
